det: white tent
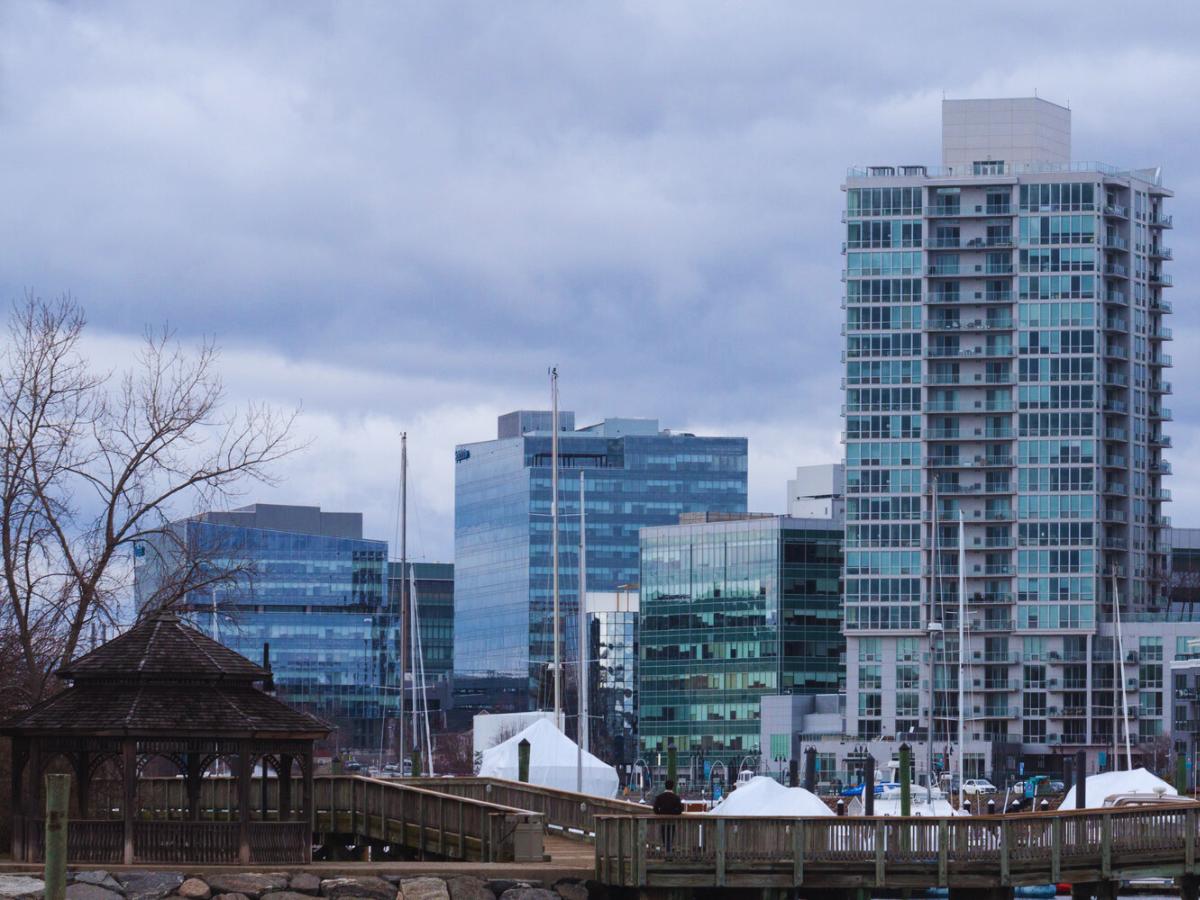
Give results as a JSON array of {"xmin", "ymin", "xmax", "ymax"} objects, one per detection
[
  {"xmin": 478, "ymin": 718, "xmax": 620, "ymax": 798},
  {"xmin": 1061, "ymin": 767, "xmax": 1176, "ymax": 810},
  {"xmin": 707, "ymin": 776, "xmax": 833, "ymax": 817}
]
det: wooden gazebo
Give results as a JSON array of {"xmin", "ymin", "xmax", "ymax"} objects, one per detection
[{"xmin": 4, "ymin": 610, "xmax": 329, "ymax": 864}]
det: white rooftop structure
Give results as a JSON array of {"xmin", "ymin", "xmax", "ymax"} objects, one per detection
[{"xmin": 942, "ymin": 97, "xmax": 1071, "ymax": 168}]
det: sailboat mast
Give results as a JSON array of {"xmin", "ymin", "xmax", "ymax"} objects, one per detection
[
  {"xmin": 958, "ymin": 509, "xmax": 966, "ymax": 811},
  {"xmin": 927, "ymin": 476, "xmax": 938, "ymax": 804},
  {"xmin": 399, "ymin": 432, "xmax": 407, "ymax": 768},
  {"xmin": 578, "ymin": 469, "xmax": 587, "ymax": 792},
  {"xmin": 1113, "ymin": 573, "xmax": 1133, "ymax": 770},
  {"xmin": 551, "ymin": 368, "xmax": 562, "ymax": 729}
]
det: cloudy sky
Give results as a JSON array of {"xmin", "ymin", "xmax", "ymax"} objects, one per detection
[{"xmin": 2, "ymin": 1, "xmax": 1198, "ymax": 561}]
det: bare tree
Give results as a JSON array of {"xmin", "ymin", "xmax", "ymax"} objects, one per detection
[{"xmin": 0, "ymin": 294, "xmax": 301, "ymax": 703}]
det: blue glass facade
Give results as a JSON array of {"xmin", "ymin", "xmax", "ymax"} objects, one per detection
[
  {"xmin": 138, "ymin": 505, "xmax": 391, "ymax": 753},
  {"xmin": 454, "ymin": 413, "xmax": 747, "ymax": 718}
]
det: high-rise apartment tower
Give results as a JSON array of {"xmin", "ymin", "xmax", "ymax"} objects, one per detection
[{"xmin": 842, "ymin": 98, "xmax": 1174, "ymax": 770}]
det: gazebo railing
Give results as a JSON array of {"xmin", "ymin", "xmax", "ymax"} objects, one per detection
[{"xmin": 20, "ymin": 819, "xmax": 124, "ymax": 864}]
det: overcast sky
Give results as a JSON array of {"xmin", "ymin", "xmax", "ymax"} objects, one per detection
[{"xmin": 3, "ymin": 1, "xmax": 1199, "ymax": 561}]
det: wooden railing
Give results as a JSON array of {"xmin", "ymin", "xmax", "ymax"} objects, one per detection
[
  {"xmin": 595, "ymin": 806, "xmax": 1200, "ymax": 890},
  {"xmin": 21, "ymin": 819, "xmax": 124, "ymax": 864},
  {"xmin": 403, "ymin": 776, "xmax": 646, "ymax": 840},
  {"xmin": 313, "ymin": 776, "xmax": 545, "ymax": 863}
]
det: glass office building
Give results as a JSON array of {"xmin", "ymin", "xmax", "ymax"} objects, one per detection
[
  {"xmin": 586, "ymin": 588, "xmax": 639, "ymax": 775},
  {"xmin": 842, "ymin": 98, "xmax": 1174, "ymax": 766},
  {"xmin": 138, "ymin": 504, "xmax": 390, "ymax": 753},
  {"xmin": 454, "ymin": 411, "xmax": 747, "ymax": 720},
  {"xmin": 638, "ymin": 514, "xmax": 844, "ymax": 777},
  {"xmin": 387, "ymin": 562, "xmax": 454, "ymax": 682}
]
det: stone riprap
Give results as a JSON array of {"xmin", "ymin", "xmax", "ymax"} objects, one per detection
[{"xmin": 2, "ymin": 873, "xmax": 601, "ymax": 900}]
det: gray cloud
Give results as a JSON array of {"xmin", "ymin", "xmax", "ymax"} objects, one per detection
[{"xmin": 2, "ymin": 0, "xmax": 1198, "ymax": 557}]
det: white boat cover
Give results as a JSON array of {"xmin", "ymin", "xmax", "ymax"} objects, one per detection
[
  {"xmin": 1060, "ymin": 767, "xmax": 1176, "ymax": 809},
  {"xmin": 478, "ymin": 717, "xmax": 620, "ymax": 798},
  {"xmin": 706, "ymin": 775, "xmax": 833, "ymax": 817}
]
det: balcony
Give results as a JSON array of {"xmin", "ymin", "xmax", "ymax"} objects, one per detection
[
  {"xmin": 925, "ymin": 206, "xmax": 962, "ymax": 217},
  {"xmin": 927, "ymin": 264, "xmax": 961, "ymax": 277},
  {"xmin": 1104, "ymin": 291, "xmax": 1128, "ymax": 306},
  {"xmin": 926, "ymin": 457, "xmax": 964, "ymax": 468},
  {"xmin": 1150, "ymin": 213, "xmax": 1173, "ymax": 228},
  {"xmin": 925, "ymin": 428, "xmax": 962, "ymax": 440},
  {"xmin": 1153, "ymin": 488, "xmax": 1173, "ymax": 502},
  {"xmin": 1104, "ymin": 345, "xmax": 1128, "ymax": 360},
  {"xmin": 983, "ymin": 510, "xmax": 1014, "ymax": 522},
  {"xmin": 1149, "ymin": 434, "xmax": 1172, "ymax": 448},
  {"xmin": 1151, "ymin": 299, "xmax": 1172, "ymax": 313},
  {"xmin": 985, "ymin": 263, "xmax": 1015, "ymax": 275},
  {"xmin": 1150, "ymin": 246, "xmax": 1173, "ymax": 260},
  {"xmin": 977, "ymin": 455, "xmax": 1013, "ymax": 467},
  {"xmin": 927, "ymin": 292, "xmax": 962, "ymax": 304},
  {"xmin": 976, "ymin": 679, "xmax": 1018, "ymax": 692},
  {"xmin": 1103, "ymin": 509, "xmax": 1127, "ymax": 524},
  {"xmin": 1102, "ymin": 537, "xmax": 1128, "ymax": 550},
  {"xmin": 1103, "ymin": 400, "xmax": 1128, "ymax": 414},
  {"xmin": 1104, "ymin": 372, "xmax": 1128, "ymax": 387},
  {"xmin": 1150, "ymin": 327, "xmax": 1173, "ymax": 341},
  {"xmin": 1150, "ymin": 461, "xmax": 1172, "ymax": 475},
  {"xmin": 1149, "ymin": 381, "xmax": 1172, "ymax": 395},
  {"xmin": 1103, "ymin": 318, "xmax": 1129, "ymax": 333},
  {"xmin": 1102, "ymin": 235, "xmax": 1129, "ymax": 251},
  {"xmin": 1150, "ymin": 354, "xmax": 1172, "ymax": 367},
  {"xmin": 983, "ymin": 428, "xmax": 1015, "ymax": 439},
  {"xmin": 1104, "ymin": 204, "xmax": 1129, "ymax": 218},
  {"xmin": 982, "ymin": 291, "xmax": 1013, "ymax": 302},
  {"xmin": 1151, "ymin": 273, "xmax": 1174, "ymax": 287},
  {"xmin": 926, "ymin": 238, "xmax": 962, "ymax": 249},
  {"xmin": 1102, "ymin": 455, "xmax": 1126, "ymax": 468},
  {"xmin": 1104, "ymin": 483, "xmax": 1128, "ymax": 496},
  {"xmin": 1105, "ymin": 263, "xmax": 1129, "ymax": 278},
  {"xmin": 1150, "ymin": 407, "xmax": 1172, "ymax": 421}
]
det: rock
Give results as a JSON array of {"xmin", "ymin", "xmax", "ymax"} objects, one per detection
[
  {"xmin": 120, "ymin": 873, "xmax": 185, "ymax": 900},
  {"xmin": 178, "ymin": 880, "xmax": 212, "ymax": 900},
  {"xmin": 445, "ymin": 877, "xmax": 493, "ymax": 900},
  {"xmin": 286, "ymin": 876, "xmax": 321, "ymax": 897},
  {"xmin": 398, "ymin": 879, "xmax": 447, "ymax": 900},
  {"xmin": 552, "ymin": 883, "xmax": 587, "ymax": 900},
  {"xmin": 72, "ymin": 873, "xmax": 122, "ymax": 893},
  {"xmin": 499, "ymin": 890, "xmax": 557, "ymax": 900},
  {"xmin": 484, "ymin": 886, "xmax": 522, "ymax": 899},
  {"xmin": 206, "ymin": 877, "xmax": 288, "ymax": 900},
  {"xmin": 319, "ymin": 878, "xmax": 396, "ymax": 900},
  {"xmin": 0, "ymin": 875, "xmax": 45, "ymax": 900},
  {"xmin": 263, "ymin": 893, "xmax": 321, "ymax": 900},
  {"xmin": 65, "ymin": 886, "xmax": 123, "ymax": 900},
  {"xmin": 213, "ymin": 894, "xmax": 250, "ymax": 900}
]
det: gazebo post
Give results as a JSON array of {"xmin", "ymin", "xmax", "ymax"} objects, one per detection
[
  {"xmin": 279, "ymin": 752, "xmax": 293, "ymax": 821},
  {"xmin": 10, "ymin": 736, "xmax": 27, "ymax": 862},
  {"xmin": 238, "ymin": 741, "xmax": 252, "ymax": 864},
  {"xmin": 185, "ymin": 752, "xmax": 203, "ymax": 821},
  {"xmin": 74, "ymin": 750, "xmax": 91, "ymax": 819},
  {"xmin": 122, "ymin": 738, "xmax": 136, "ymax": 865},
  {"xmin": 301, "ymin": 748, "xmax": 314, "ymax": 863}
]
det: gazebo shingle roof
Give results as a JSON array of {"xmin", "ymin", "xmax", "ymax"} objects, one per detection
[
  {"xmin": 58, "ymin": 609, "xmax": 269, "ymax": 681},
  {"xmin": 3, "ymin": 609, "xmax": 329, "ymax": 738}
]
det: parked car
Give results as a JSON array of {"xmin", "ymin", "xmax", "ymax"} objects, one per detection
[
  {"xmin": 1047, "ymin": 780, "xmax": 1066, "ymax": 794},
  {"xmin": 963, "ymin": 778, "xmax": 998, "ymax": 795}
]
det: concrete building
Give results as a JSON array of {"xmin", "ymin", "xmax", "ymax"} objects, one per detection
[
  {"xmin": 454, "ymin": 411, "xmax": 747, "ymax": 720},
  {"xmin": 841, "ymin": 97, "xmax": 1175, "ymax": 772},
  {"xmin": 788, "ymin": 464, "xmax": 846, "ymax": 521}
]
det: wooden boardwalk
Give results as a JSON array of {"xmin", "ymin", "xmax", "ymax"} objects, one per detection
[{"xmin": 595, "ymin": 807, "xmax": 1200, "ymax": 892}]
